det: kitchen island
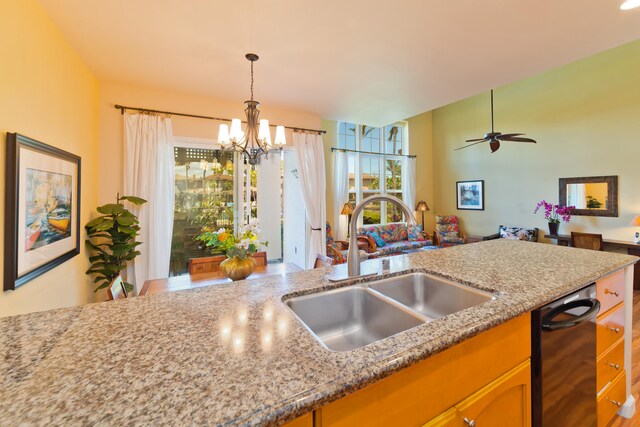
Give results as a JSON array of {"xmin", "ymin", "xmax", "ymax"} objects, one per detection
[{"xmin": 0, "ymin": 240, "xmax": 636, "ymax": 426}]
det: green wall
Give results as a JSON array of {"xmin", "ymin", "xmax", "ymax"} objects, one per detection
[{"xmin": 430, "ymin": 39, "xmax": 640, "ymax": 241}]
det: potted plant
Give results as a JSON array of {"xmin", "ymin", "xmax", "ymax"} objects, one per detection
[
  {"xmin": 534, "ymin": 200, "xmax": 574, "ymax": 236},
  {"xmin": 195, "ymin": 218, "xmax": 267, "ymax": 280},
  {"xmin": 85, "ymin": 194, "xmax": 147, "ymax": 293}
]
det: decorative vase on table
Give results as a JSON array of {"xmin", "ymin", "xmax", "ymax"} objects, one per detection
[
  {"xmin": 548, "ymin": 222, "xmax": 559, "ymax": 236},
  {"xmin": 219, "ymin": 256, "xmax": 257, "ymax": 281},
  {"xmin": 195, "ymin": 218, "xmax": 266, "ymax": 282},
  {"xmin": 535, "ymin": 200, "xmax": 574, "ymax": 238}
]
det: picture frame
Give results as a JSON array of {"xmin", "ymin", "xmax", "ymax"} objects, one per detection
[
  {"xmin": 4, "ymin": 133, "xmax": 81, "ymax": 291},
  {"xmin": 456, "ymin": 180, "xmax": 484, "ymax": 210}
]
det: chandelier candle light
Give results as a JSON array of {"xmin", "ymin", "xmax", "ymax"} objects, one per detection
[{"xmin": 217, "ymin": 54, "xmax": 286, "ymax": 166}]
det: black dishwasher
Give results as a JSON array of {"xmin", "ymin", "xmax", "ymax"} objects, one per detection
[{"xmin": 532, "ymin": 283, "xmax": 601, "ymax": 427}]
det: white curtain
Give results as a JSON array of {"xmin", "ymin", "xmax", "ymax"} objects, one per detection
[
  {"xmin": 567, "ymin": 183, "xmax": 587, "ymax": 209},
  {"xmin": 294, "ymin": 131, "xmax": 326, "ymax": 268},
  {"xmin": 402, "ymin": 156, "xmax": 417, "ymax": 219},
  {"xmin": 124, "ymin": 114, "xmax": 175, "ymax": 292},
  {"xmin": 333, "ymin": 150, "xmax": 349, "ymax": 241}
]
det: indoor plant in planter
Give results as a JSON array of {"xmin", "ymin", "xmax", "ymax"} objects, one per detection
[
  {"xmin": 196, "ymin": 218, "xmax": 267, "ymax": 281},
  {"xmin": 85, "ymin": 194, "xmax": 147, "ymax": 294},
  {"xmin": 534, "ymin": 200, "xmax": 574, "ymax": 235}
]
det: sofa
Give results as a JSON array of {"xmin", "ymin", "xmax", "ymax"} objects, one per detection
[
  {"xmin": 357, "ymin": 222, "xmax": 432, "ymax": 256},
  {"xmin": 483, "ymin": 225, "xmax": 539, "ymax": 242},
  {"xmin": 326, "ymin": 222, "xmax": 372, "ymax": 264}
]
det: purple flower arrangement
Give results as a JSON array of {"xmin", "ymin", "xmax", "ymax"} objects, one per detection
[{"xmin": 534, "ymin": 200, "xmax": 574, "ymax": 224}]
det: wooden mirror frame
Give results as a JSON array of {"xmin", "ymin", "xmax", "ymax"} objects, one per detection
[{"xmin": 558, "ymin": 175, "xmax": 618, "ymax": 217}]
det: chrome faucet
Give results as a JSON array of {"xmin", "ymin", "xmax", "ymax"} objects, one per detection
[{"xmin": 347, "ymin": 194, "xmax": 418, "ymax": 277}]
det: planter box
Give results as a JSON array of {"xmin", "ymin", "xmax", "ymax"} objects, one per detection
[{"xmin": 188, "ymin": 252, "xmax": 267, "ymax": 275}]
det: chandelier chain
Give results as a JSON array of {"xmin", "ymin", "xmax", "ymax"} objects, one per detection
[{"xmin": 250, "ymin": 60, "xmax": 254, "ymax": 102}]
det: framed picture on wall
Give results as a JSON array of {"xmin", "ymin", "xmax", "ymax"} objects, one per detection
[
  {"xmin": 456, "ymin": 180, "xmax": 484, "ymax": 211},
  {"xmin": 4, "ymin": 133, "xmax": 81, "ymax": 291}
]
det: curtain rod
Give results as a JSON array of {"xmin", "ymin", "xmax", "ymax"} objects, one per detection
[
  {"xmin": 331, "ymin": 147, "xmax": 416, "ymax": 159},
  {"xmin": 114, "ymin": 104, "xmax": 326, "ymax": 135}
]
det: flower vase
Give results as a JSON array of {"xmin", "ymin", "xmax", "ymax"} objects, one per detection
[
  {"xmin": 220, "ymin": 256, "xmax": 257, "ymax": 281},
  {"xmin": 548, "ymin": 222, "xmax": 559, "ymax": 236}
]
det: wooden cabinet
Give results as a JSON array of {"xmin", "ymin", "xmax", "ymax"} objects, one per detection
[
  {"xmin": 453, "ymin": 360, "xmax": 531, "ymax": 427},
  {"xmin": 595, "ymin": 272, "xmax": 627, "ymax": 427},
  {"xmin": 281, "ymin": 412, "xmax": 313, "ymax": 427},
  {"xmin": 318, "ymin": 314, "xmax": 530, "ymax": 427}
]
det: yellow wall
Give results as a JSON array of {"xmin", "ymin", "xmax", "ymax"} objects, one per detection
[
  {"xmin": 0, "ymin": 0, "xmax": 99, "ymax": 317},
  {"xmin": 99, "ymin": 81, "xmax": 321, "ymax": 205},
  {"xmin": 431, "ymin": 40, "xmax": 640, "ymax": 241}
]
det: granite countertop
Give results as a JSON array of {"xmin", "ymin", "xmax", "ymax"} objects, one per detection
[{"xmin": 0, "ymin": 240, "xmax": 637, "ymax": 426}]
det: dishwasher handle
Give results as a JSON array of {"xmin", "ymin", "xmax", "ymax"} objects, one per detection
[{"xmin": 541, "ymin": 298, "xmax": 600, "ymax": 331}]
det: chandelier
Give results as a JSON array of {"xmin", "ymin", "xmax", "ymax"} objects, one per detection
[{"xmin": 217, "ymin": 53, "xmax": 286, "ymax": 165}]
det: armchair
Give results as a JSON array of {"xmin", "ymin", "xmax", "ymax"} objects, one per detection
[
  {"xmin": 433, "ymin": 215, "xmax": 466, "ymax": 247},
  {"xmin": 325, "ymin": 222, "xmax": 374, "ymax": 264}
]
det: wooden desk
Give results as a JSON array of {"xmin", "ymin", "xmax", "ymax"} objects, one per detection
[
  {"xmin": 139, "ymin": 262, "xmax": 303, "ymax": 296},
  {"xmin": 545, "ymin": 233, "xmax": 640, "ymax": 289}
]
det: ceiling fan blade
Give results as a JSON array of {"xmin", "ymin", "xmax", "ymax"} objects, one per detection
[
  {"xmin": 489, "ymin": 140, "xmax": 500, "ymax": 153},
  {"xmin": 465, "ymin": 138, "xmax": 488, "ymax": 142},
  {"xmin": 497, "ymin": 133, "xmax": 524, "ymax": 139},
  {"xmin": 455, "ymin": 140, "xmax": 487, "ymax": 151},
  {"xmin": 501, "ymin": 136, "xmax": 537, "ymax": 143}
]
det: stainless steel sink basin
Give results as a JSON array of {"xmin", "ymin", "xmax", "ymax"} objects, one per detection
[
  {"xmin": 369, "ymin": 272, "xmax": 495, "ymax": 320},
  {"xmin": 285, "ymin": 287, "xmax": 425, "ymax": 352}
]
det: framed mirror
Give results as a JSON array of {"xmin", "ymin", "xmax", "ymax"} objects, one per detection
[{"xmin": 559, "ymin": 176, "xmax": 618, "ymax": 217}]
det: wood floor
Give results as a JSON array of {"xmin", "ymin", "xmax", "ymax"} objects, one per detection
[{"xmin": 609, "ymin": 290, "xmax": 640, "ymax": 427}]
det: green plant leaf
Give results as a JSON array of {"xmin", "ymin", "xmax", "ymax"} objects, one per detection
[
  {"xmin": 97, "ymin": 203, "xmax": 125, "ymax": 215},
  {"xmin": 116, "ymin": 216, "xmax": 135, "ymax": 226},
  {"xmin": 93, "ymin": 219, "xmax": 115, "ymax": 231},
  {"xmin": 85, "ymin": 216, "xmax": 107, "ymax": 228},
  {"xmin": 119, "ymin": 196, "xmax": 147, "ymax": 205}
]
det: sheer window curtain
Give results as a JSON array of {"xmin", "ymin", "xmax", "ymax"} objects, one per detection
[
  {"xmin": 333, "ymin": 150, "xmax": 349, "ymax": 241},
  {"xmin": 293, "ymin": 131, "xmax": 326, "ymax": 268},
  {"xmin": 124, "ymin": 114, "xmax": 175, "ymax": 292},
  {"xmin": 402, "ymin": 156, "xmax": 417, "ymax": 221}
]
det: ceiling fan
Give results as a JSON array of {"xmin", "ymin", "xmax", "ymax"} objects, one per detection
[{"xmin": 456, "ymin": 90, "xmax": 537, "ymax": 153}]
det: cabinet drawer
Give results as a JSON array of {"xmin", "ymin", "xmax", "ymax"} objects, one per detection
[
  {"xmin": 597, "ymin": 370, "xmax": 626, "ymax": 427},
  {"xmin": 597, "ymin": 304, "xmax": 624, "ymax": 355},
  {"xmin": 597, "ymin": 339, "xmax": 624, "ymax": 393},
  {"xmin": 597, "ymin": 271, "xmax": 625, "ymax": 316}
]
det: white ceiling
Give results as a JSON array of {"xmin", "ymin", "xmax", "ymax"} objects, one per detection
[{"xmin": 38, "ymin": 0, "xmax": 640, "ymax": 126}]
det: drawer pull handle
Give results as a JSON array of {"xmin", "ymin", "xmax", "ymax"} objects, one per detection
[
  {"xmin": 609, "ymin": 327, "xmax": 621, "ymax": 333},
  {"xmin": 464, "ymin": 418, "xmax": 476, "ymax": 427},
  {"xmin": 608, "ymin": 398, "xmax": 622, "ymax": 408},
  {"xmin": 607, "ymin": 362, "xmax": 620, "ymax": 370},
  {"xmin": 605, "ymin": 288, "xmax": 619, "ymax": 297}
]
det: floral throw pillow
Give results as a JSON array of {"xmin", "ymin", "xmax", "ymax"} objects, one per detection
[
  {"xmin": 439, "ymin": 231, "xmax": 461, "ymax": 242},
  {"xmin": 408, "ymin": 225, "xmax": 426, "ymax": 242}
]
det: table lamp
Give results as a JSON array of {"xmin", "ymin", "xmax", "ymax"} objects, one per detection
[
  {"xmin": 630, "ymin": 215, "xmax": 640, "ymax": 244},
  {"xmin": 341, "ymin": 202, "xmax": 355, "ymax": 231},
  {"xmin": 415, "ymin": 200, "xmax": 430, "ymax": 230}
]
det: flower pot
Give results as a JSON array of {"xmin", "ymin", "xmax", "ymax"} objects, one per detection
[
  {"xmin": 219, "ymin": 256, "xmax": 257, "ymax": 281},
  {"xmin": 548, "ymin": 222, "xmax": 559, "ymax": 236}
]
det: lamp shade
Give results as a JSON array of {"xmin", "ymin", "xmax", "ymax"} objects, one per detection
[
  {"xmin": 415, "ymin": 200, "xmax": 430, "ymax": 212},
  {"xmin": 229, "ymin": 118, "xmax": 244, "ymax": 142},
  {"xmin": 258, "ymin": 119, "xmax": 271, "ymax": 146},
  {"xmin": 341, "ymin": 202, "xmax": 355, "ymax": 215},
  {"xmin": 629, "ymin": 215, "xmax": 640, "ymax": 226},
  {"xmin": 218, "ymin": 124, "xmax": 230, "ymax": 145},
  {"xmin": 274, "ymin": 125, "xmax": 286, "ymax": 145}
]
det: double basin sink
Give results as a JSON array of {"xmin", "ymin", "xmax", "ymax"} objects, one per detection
[{"xmin": 285, "ymin": 272, "xmax": 496, "ymax": 352}]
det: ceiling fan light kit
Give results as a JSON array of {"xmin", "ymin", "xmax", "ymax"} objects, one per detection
[
  {"xmin": 620, "ymin": 0, "xmax": 640, "ymax": 10},
  {"xmin": 456, "ymin": 89, "xmax": 537, "ymax": 153}
]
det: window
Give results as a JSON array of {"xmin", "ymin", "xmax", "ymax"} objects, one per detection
[
  {"xmin": 338, "ymin": 122, "xmax": 408, "ymax": 225},
  {"xmin": 170, "ymin": 146, "xmax": 236, "ymax": 276}
]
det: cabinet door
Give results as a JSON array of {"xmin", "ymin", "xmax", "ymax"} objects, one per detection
[{"xmin": 454, "ymin": 360, "xmax": 531, "ymax": 427}]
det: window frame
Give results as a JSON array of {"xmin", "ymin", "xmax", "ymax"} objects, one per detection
[{"xmin": 339, "ymin": 122, "xmax": 408, "ymax": 226}]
